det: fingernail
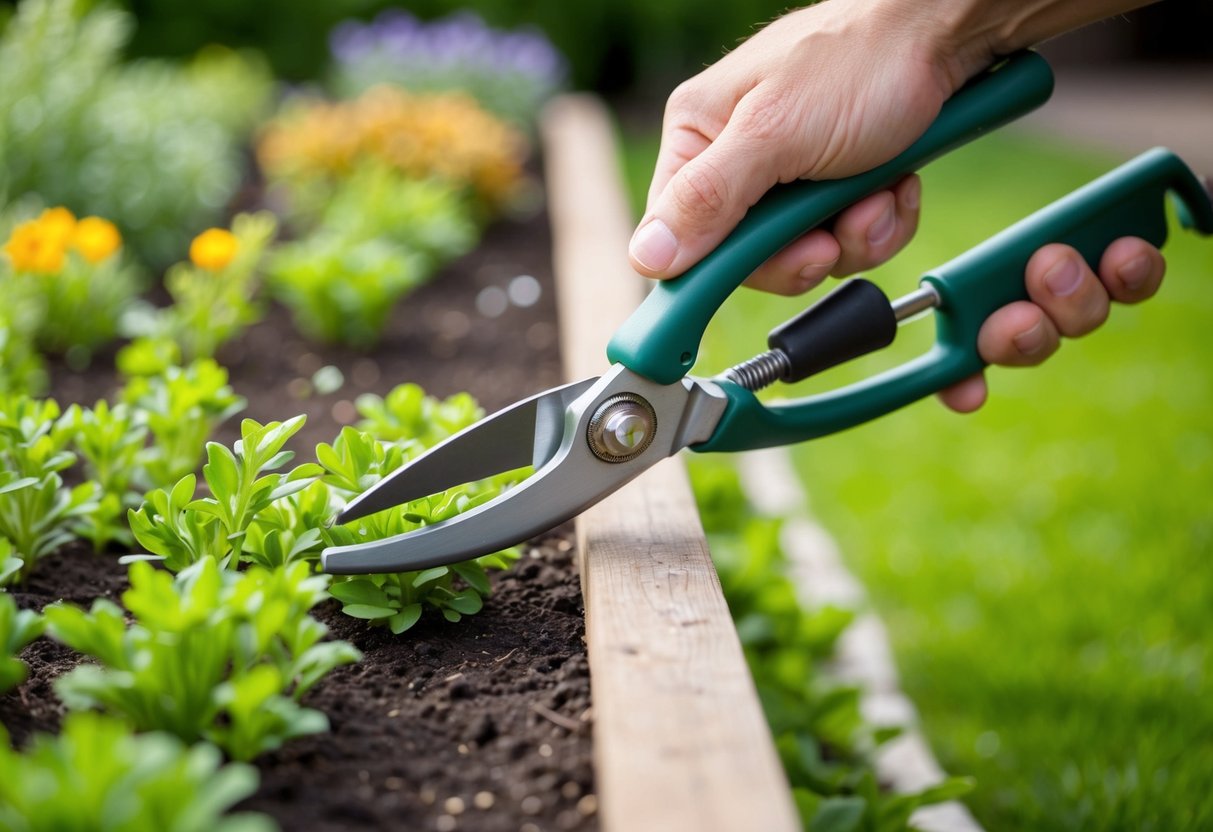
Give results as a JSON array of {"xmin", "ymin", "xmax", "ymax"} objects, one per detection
[
  {"xmin": 1118, "ymin": 254, "xmax": 1150, "ymax": 291},
  {"xmin": 1012, "ymin": 319, "xmax": 1046, "ymax": 356},
  {"xmin": 1044, "ymin": 257, "xmax": 1082, "ymax": 297},
  {"xmin": 630, "ymin": 218, "xmax": 678, "ymax": 272},
  {"xmin": 902, "ymin": 177, "xmax": 921, "ymax": 211},
  {"xmin": 867, "ymin": 203, "xmax": 896, "ymax": 247}
]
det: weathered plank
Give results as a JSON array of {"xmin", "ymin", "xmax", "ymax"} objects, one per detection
[{"xmin": 542, "ymin": 94, "xmax": 799, "ymax": 832}]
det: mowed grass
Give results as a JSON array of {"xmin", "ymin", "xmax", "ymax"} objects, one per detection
[{"xmin": 621, "ymin": 127, "xmax": 1213, "ymax": 831}]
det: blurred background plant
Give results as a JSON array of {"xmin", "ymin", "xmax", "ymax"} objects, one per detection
[
  {"xmin": 0, "ymin": 0, "xmax": 271, "ymax": 266},
  {"xmin": 329, "ymin": 10, "xmax": 566, "ymax": 128},
  {"xmin": 1, "ymin": 205, "xmax": 143, "ymax": 369},
  {"xmin": 257, "ymin": 86, "xmax": 527, "ymax": 218},
  {"xmin": 122, "ymin": 212, "xmax": 278, "ymax": 362},
  {"xmin": 257, "ymin": 89, "xmax": 521, "ymax": 347}
]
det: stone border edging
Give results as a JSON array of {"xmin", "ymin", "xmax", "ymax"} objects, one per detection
[{"xmin": 737, "ymin": 448, "xmax": 985, "ymax": 832}]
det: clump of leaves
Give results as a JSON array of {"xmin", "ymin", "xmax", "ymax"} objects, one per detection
[
  {"xmin": 0, "ymin": 713, "xmax": 275, "ymax": 832},
  {"xmin": 689, "ymin": 458, "xmax": 973, "ymax": 831},
  {"xmin": 354, "ymin": 382, "xmax": 482, "ymax": 446},
  {"xmin": 128, "ymin": 416, "xmax": 321, "ymax": 571},
  {"xmin": 47, "ymin": 558, "xmax": 361, "ymax": 761},
  {"xmin": 66, "ymin": 400, "xmax": 147, "ymax": 550},
  {"xmin": 318, "ymin": 422, "xmax": 522, "ymax": 633},
  {"xmin": 119, "ymin": 358, "xmax": 246, "ymax": 490},
  {"xmin": 266, "ymin": 232, "xmax": 426, "ymax": 348},
  {"xmin": 0, "ymin": 395, "xmax": 99, "ymax": 584},
  {"xmin": 0, "ymin": 590, "xmax": 43, "ymax": 694},
  {"xmin": 1, "ymin": 205, "xmax": 143, "ymax": 367},
  {"xmin": 123, "ymin": 212, "xmax": 278, "ymax": 362},
  {"xmin": 266, "ymin": 166, "xmax": 475, "ymax": 349}
]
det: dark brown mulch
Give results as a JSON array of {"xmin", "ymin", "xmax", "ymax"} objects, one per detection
[{"xmin": 6, "ymin": 199, "xmax": 597, "ymax": 832}]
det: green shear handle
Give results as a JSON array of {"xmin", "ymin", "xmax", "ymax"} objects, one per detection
[
  {"xmin": 607, "ymin": 50, "xmax": 1058, "ymax": 384},
  {"xmin": 701, "ymin": 147, "xmax": 1213, "ymax": 452},
  {"xmin": 606, "ymin": 51, "xmax": 1213, "ymax": 454}
]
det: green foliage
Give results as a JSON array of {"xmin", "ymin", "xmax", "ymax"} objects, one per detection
[
  {"xmin": 354, "ymin": 382, "xmax": 483, "ymax": 446},
  {"xmin": 66, "ymin": 400, "xmax": 146, "ymax": 549},
  {"xmin": 47, "ymin": 558, "xmax": 360, "ymax": 761},
  {"xmin": 124, "ymin": 212, "xmax": 278, "ymax": 362},
  {"xmin": 119, "ymin": 358, "xmax": 247, "ymax": 491},
  {"xmin": 0, "ymin": 203, "xmax": 144, "ymax": 366},
  {"xmin": 0, "ymin": 590, "xmax": 43, "ymax": 694},
  {"xmin": 0, "ymin": 394, "xmax": 99, "ymax": 584},
  {"xmin": 267, "ymin": 168, "xmax": 475, "ymax": 349},
  {"xmin": 266, "ymin": 233, "xmax": 426, "ymax": 348},
  {"xmin": 129, "ymin": 417, "xmax": 321, "ymax": 570},
  {"xmin": 0, "ymin": 0, "xmax": 272, "ymax": 264},
  {"xmin": 316, "ymin": 423, "xmax": 521, "ymax": 633},
  {"xmin": 690, "ymin": 458, "xmax": 971, "ymax": 831},
  {"xmin": 0, "ymin": 318, "xmax": 47, "ymax": 396},
  {"xmin": 0, "ymin": 712, "xmax": 275, "ymax": 832}
]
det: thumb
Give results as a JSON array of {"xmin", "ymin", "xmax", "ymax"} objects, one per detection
[{"xmin": 629, "ymin": 125, "xmax": 779, "ymax": 279}]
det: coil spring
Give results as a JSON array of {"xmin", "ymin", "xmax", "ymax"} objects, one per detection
[{"xmin": 722, "ymin": 350, "xmax": 790, "ymax": 392}]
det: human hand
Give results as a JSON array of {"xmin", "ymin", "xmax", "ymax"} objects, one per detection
[{"xmin": 629, "ymin": 1, "xmax": 1166, "ymax": 412}]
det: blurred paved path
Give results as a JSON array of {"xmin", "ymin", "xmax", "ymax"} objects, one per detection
[{"xmin": 1019, "ymin": 64, "xmax": 1213, "ymax": 174}]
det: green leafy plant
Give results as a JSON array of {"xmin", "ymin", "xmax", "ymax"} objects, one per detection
[
  {"xmin": 47, "ymin": 558, "xmax": 361, "ymax": 761},
  {"xmin": 67, "ymin": 400, "xmax": 147, "ymax": 550},
  {"xmin": 0, "ymin": 318, "xmax": 47, "ymax": 396},
  {"xmin": 265, "ymin": 233, "xmax": 425, "ymax": 348},
  {"xmin": 123, "ymin": 212, "xmax": 278, "ymax": 362},
  {"xmin": 1, "ymin": 205, "xmax": 143, "ymax": 367},
  {"xmin": 267, "ymin": 165, "xmax": 480, "ymax": 349},
  {"xmin": 354, "ymin": 382, "xmax": 483, "ymax": 446},
  {"xmin": 119, "ymin": 358, "xmax": 246, "ymax": 490},
  {"xmin": 0, "ymin": 712, "xmax": 274, "ymax": 832},
  {"xmin": 0, "ymin": 590, "xmax": 44, "ymax": 694},
  {"xmin": 690, "ymin": 459, "xmax": 973, "ymax": 831},
  {"xmin": 128, "ymin": 417, "xmax": 321, "ymax": 570},
  {"xmin": 0, "ymin": 0, "xmax": 272, "ymax": 264},
  {"xmin": 317, "ymin": 423, "xmax": 521, "ymax": 633},
  {"xmin": 0, "ymin": 395, "xmax": 99, "ymax": 584}
]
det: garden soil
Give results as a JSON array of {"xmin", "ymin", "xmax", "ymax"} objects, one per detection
[{"xmin": 5, "ymin": 202, "xmax": 598, "ymax": 832}]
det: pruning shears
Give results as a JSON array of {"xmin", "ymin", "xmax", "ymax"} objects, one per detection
[{"xmin": 321, "ymin": 51, "xmax": 1213, "ymax": 575}]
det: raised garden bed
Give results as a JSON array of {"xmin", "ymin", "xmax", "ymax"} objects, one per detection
[{"xmin": 5, "ymin": 201, "xmax": 599, "ymax": 832}]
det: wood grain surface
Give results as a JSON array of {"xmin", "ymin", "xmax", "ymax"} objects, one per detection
[{"xmin": 542, "ymin": 94, "xmax": 799, "ymax": 832}]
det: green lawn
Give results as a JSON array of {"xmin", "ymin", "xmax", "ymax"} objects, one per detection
[{"xmin": 620, "ymin": 127, "xmax": 1213, "ymax": 831}]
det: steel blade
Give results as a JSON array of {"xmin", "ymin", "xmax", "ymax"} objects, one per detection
[
  {"xmin": 322, "ymin": 367, "xmax": 729, "ymax": 574},
  {"xmin": 336, "ymin": 377, "xmax": 598, "ymax": 524}
]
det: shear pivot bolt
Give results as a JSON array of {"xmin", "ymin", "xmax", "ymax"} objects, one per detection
[{"xmin": 587, "ymin": 394, "xmax": 656, "ymax": 463}]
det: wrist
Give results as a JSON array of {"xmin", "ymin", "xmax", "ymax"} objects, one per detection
[{"xmin": 859, "ymin": 0, "xmax": 999, "ymax": 94}]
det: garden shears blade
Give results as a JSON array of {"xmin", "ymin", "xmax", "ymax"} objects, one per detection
[
  {"xmin": 321, "ymin": 51, "xmax": 1213, "ymax": 575},
  {"xmin": 321, "ymin": 365, "xmax": 729, "ymax": 574}
]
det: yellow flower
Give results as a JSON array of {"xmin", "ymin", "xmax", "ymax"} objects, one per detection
[
  {"xmin": 3, "ymin": 219, "xmax": 66, "ymax": 275},
  {"xmin": 37, "ymin": 207, "xmax": 78, "ymax": 248},
  {"xmin": 73, "ymin": 216, "xmax": 123, "ymax": 263},
  {"xmin": 189, "ymin": 228, "xmax": 240, "ymax": 271}
]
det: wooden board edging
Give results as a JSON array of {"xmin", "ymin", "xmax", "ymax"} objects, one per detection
[{"xmin": 541, "ymin": 95, "xmax": 800, "ymax": 832}]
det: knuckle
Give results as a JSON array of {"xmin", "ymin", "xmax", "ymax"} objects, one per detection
[
  {"xmin": 665, "ymin": 80, "xmax": 702, "ymax": 118},
  {"xmin": 732, "ymin": 96, "xmax": 792, "ymax": 144},
  {"xmin": 672, "ymin": 159, "xmax": 729, "ymax": 221}
]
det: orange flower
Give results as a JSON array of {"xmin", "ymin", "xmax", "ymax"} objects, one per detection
[
  {"xmin": 3, "ymin": 219, "xmax": 66, "ymax": 275},
  {"xmin": 189, "ymin": 228, "xmax": 240, "ymax": 271},
  {"xmin": 37, "ymin": 207, "xmax": 78, "ymax": 248},
  {"xmin": 73, "ymin": 216, "xmax": 123, "ymax": 263}
]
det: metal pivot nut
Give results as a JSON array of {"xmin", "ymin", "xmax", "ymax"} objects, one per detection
[{"xmin": 587, "ymin": 393, "xmax": 657, "ymax": 463}]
